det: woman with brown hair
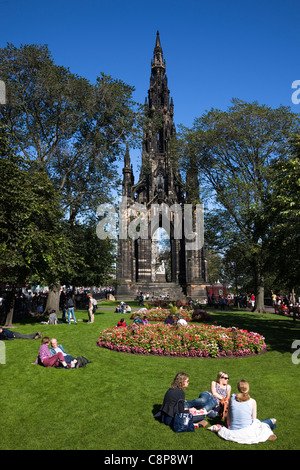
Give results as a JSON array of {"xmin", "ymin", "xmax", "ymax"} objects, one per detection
[
  {"xmin": 160, "ymin": 372, "xmax": 207, "ymax": 428},
  {"xmin": 208, "ymin": 380, "xmax": 277, "ymax": 443}
]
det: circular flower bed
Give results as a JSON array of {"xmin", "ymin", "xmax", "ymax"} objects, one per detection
[{"xmin": 97, "ymin": 323, "xmax": 267, "ymax": 358}]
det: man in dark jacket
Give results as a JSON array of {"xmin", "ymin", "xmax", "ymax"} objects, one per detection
[{"xmin": 0, "ymin": 327, "xmax": 41, "ymax": 340}]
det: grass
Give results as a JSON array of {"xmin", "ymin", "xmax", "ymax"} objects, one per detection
[{"xmin": 1, "ymin": 301, "xmax": 300, "ymax": 451}]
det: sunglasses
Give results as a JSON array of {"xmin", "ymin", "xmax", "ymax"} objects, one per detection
[{"xmin": 221, "ymin": 376, "xmax": 229, "ymax": 380}]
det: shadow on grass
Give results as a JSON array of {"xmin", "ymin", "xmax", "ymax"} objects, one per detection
[{"xmin": 208, "ymin": 309, "xmax": 300, "ymax": 354}]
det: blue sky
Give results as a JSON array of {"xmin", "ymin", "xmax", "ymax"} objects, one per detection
[{"xmin": 1, "ymin": 0, "xmax": 300, "ymax": 177}]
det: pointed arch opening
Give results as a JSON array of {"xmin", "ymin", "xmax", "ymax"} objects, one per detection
[{"xmin": 151, "ymin": 227, "xmax": 171, "ymax": 282}]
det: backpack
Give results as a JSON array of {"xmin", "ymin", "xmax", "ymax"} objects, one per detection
[
  {"xmin": 92, "ymin": 298, "xmax": 98, "ymax": 313},
  {"xmin": 76, "ymin": 356, "xmax": 90, "ymax": 368}
]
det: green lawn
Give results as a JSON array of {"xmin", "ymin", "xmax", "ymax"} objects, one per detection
[{"xmin": 1, "ymin": 302, "xmax": 300, "ymax": 451}]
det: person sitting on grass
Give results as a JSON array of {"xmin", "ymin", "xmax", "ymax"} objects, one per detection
[
  {"xmin": 184, "ymin": 371, "xmax": 231, "ymax": 418},
  {"xmin": 117, "ymin": 318, "xmax": 127, "ymax": 328},
  {"xmin": 47, "ymin": 310, "xmax": 58, "ymax": 325},
  {"xmin": 160, "ymin": 372, "xmax": 208, "ymax": 429},
  {"xmin": 32, "ymin": 336, "xmax": 72, "ymax": 368},
  {"xmin": 133, "ymin": 315, "xmax": 142, "ymax": 325},
  {"xmin": 208, "ymin": 379, "xmax": 277, "ymax": 443},
  {"xmin": 50, "ymin": 338, "xmax": 77, "ymax": 367}
]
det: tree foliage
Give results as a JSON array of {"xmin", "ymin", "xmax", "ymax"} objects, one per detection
[
  {"xmin": 0, "ymin": 146, "xmax": 75, "ymax": 286},
  {"xmin": 0, "ymin": 43, "xmax": 141, "ymax": 296},
  {"xmin": 178, "ymin": 99, "xmax": 300, "ymax": 309},
  {"xmin": 0, "ymin": 43, "xmax": 140, "ymax": 222}
]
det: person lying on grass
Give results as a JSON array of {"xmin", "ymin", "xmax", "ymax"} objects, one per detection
[
  {"xmin": 50, "ymin": 338, "xmax": 78, "ymax": 367},
  {"xmin": 0, "ymin": 327, "xmax": 42, "ymax": 341}
]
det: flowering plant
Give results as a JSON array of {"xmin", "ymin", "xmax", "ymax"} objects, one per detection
[
  {"xmin": 130, "ymin": 307, "xmax": 211, "ymax": 323},
  {"xmin": 97, "ymin": 323, "xmax": 266, "ymax": 358}
]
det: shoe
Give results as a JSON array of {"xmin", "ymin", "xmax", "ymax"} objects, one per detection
[
  {"xmin": 207, "ymin": 410, "xmax": 219, "ymax": 418},
  {"xmin": 197, "ymin": 420, "xmax": 208, "ymax": 428},
  {"xmin": 207, "ymin": 424, "xmax": 222, "ymax": 432}
]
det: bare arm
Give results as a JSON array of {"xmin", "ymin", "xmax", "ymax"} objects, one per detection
[{"xmin": 250, "ymin": 398, "xmax": 257, "ymax": 420}]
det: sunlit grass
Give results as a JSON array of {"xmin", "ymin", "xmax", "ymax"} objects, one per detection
[{"xmin": 1, "ymin": 303, "xmax": 299, "ymax": 450}]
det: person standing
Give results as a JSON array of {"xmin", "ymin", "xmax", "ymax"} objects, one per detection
[
  {"xmin": 67, "ymin": 293, "xmax": 77, "ymax": 325},
  {"xmin": 87, "ymin": 293, "xmax": 94, "ymax": 324}
]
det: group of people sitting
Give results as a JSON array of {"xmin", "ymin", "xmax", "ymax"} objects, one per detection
[
  {"xmin": 116, "ymin": 314, "xmax": 148, "ymax": 328},
  {"xmin": 32, "ymin": 337, "xmax": 78, "ymax": 368},
  {"xmin": 159, "ymin": 371, "xmax": 277, "ymax": 444},
  {"xmin": 32, "ymin": 336, "xmax": 90, "ymax": 369},
  {"xmin": 115, "ymin": 302, "xmax": 131, "ymax": 314},
  {"xmin": 0, "ymin": 326, "xmax": 88, "ymax": 369}
]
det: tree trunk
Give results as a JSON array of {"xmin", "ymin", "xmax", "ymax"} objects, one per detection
[
  {"xmin": 252, "ymin": 255, "xmax": 266, "ymax": 313},
  {"xmin": 44, "ymin": 284, "xmax": 61, "ymax": 314},
  {"xmin": 4, "ymin": 289, "xmax": 16, "ymax": 327},
  {"xmin": 255, "ymin": 283, "xmax": 265, "ymax": 313}
]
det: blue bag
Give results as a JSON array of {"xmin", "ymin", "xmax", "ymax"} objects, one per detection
[{"xmin": 173, "ymin": 412, "xmax": 195, "ymax": 433}]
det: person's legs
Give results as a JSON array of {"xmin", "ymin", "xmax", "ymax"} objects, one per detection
[
  {"xmin": 185, "ymin": 392, "xmax": 217, "ymax": 411},
  {"xmin": 261, "ymin": 418, "xmax": 277, "ymax": 430},
  {"xmin": 43, "ymin": 352, "xmax": 67, "ymax": 368},
  {"xmin": 72, "ymin": 308, "xmax": 77, "ymax": 323},
  {"xmin": 64, "ymin": 354, "xmax": 75, "ymax": 363},
  {"xmin": 13, "ymin": 332, "xmax": 38, "ymax": 339},
  {"xmin": 88, "ymin": 308, "xmax": 94, "ymax": 323}
]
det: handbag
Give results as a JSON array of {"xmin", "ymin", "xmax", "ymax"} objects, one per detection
[
  {"xmin": 173, "ymin": 412, "xmax": 195, "ymax": 433},
  {"xmin": 219, "ymin": 398, "xmax": 229, "ymax": 421}
]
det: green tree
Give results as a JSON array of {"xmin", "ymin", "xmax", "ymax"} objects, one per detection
[
  {"xmin": 0, "ymin": 149, "xmax": 76, "ymax": 324},
  {"xmin": 0, "ymin": 43, "xmax": 141, "ymax": 311},
  {"xmin": 65, "ymin": 222, "xmax": 116, "ymax": 288},
  {"xmin": 264, "ymin": 135, "xmax": 300, "ymax": 301},
  {"xmin": 178, "ymin": 99, "xmax": 300, "ymax": 311},
  {"xmin": 0, "ymin": 43, "xmax": 140, "ymax": 222}
]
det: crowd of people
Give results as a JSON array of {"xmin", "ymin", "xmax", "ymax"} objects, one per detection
[
  {"xmin": 207, "ymin": 293, "xmax": 256, "ymax": 310},
  {"xmin": 158, "ymin": 371, "xmax": 277, "ymax": 443},
  {"xmin": 0, "ymin": 286, "xmax": 114, "ymax": 323},
  {"xmin": 272, "ymin": 292, "xmax": 300, "ymax": 316}
]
